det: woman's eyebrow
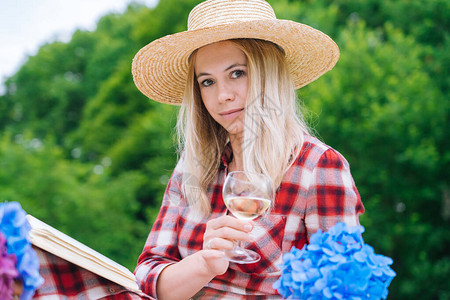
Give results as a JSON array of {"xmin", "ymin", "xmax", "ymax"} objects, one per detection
[
  {"xmin": 196, "ymin": 63, "xmax": 247, "ymax": 78},
  {"xmin": 225, "ymin": 63, "xmax": 247, "ymax": 71}
]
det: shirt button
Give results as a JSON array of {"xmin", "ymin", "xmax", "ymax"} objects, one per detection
[{"xmin": 108, "ymin": 287, "xmax": 116, "ymax": 293}]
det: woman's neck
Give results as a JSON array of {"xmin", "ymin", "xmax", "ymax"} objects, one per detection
[{"xmin": 229, "ymin": 134, "xmax": 244, "ymax": 172}]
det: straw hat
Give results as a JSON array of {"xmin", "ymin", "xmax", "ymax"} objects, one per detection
[{"xmin": 132, "ymin": 0, "xmax": 339, "ymax": 105}]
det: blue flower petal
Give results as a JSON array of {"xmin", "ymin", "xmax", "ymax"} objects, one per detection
[
  {"xmin": 291, "ymin": 260, "xmax": 304, "ymax": 271},
  {"xmin": 332, "ymin": 242, "xmax": 346, "ymax": 253},
  {"xmin": 383, "ymin": 266, "xmax": 396, "ymax": 277},
  {"xmin": 329, "ymin": 253, "xmax": 346, "ymax": 263},
  {"xmin": 292, "ymin": 270, "xmax": 308, "ymax": 282},
  {"xmin": 353, "ymin": 250, "xmax": 367, "ymax": 263},
  {"xmin": 323, "ymin": 247, "xmax": 335, "ymax": 256},
  {"xmin": 314, "ymin": 278, "xmax": 327, "ymax": 291},
  {"xmin": 308, "ymin": 244, "xmax": 321, "ymax": 251}
]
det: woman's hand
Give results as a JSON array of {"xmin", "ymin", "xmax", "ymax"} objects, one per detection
[
  {"xmin": 198, "ymin": 215, "xmax": 254, "ymax": 276},
  {"xmin": 203, "ymin": 215, "xmax": 254, "ymax": 251},
  {"xmin": 197, "ymin": 249, "xmax": 229, "ymax": 276}
]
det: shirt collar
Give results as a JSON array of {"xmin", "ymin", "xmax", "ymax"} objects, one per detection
[{"xmin": 220, "ymin": 142, "xmax": 233, "ymax": 170}]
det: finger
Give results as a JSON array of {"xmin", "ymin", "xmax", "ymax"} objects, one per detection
[
  {"xmin": 201, "ymin": 249, "xmax": 226, "ymax": 259},
  {"xmin": 207, "ymin": 215, "xmax": 253, "ymax": 232},
  {"xmin": 204, "ymin": 225, "xmax": 254, "ymax": 246},
  {"xmin": 216, "ymin": 226, "xmax": 254, "ymax": 242},
  {"xmin": 205, "ymin": 237, "xmax": 235, "ymax": 251}
]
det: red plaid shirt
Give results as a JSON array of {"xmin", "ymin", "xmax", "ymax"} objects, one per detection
[
  {"xmin": 135, "ymin": 135, "xmax": 364, "ymax": 299},
  {"xmin": 33, "ymin": 246, "xmax": 154, "ymax": 299}
]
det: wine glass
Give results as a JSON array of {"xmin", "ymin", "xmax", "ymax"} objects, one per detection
[{"xmin": 222, "ymin": 171, "xmax": 274, "ymax": 264}]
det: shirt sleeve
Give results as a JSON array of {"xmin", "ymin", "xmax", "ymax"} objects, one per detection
[
  {"xmin": 134, "ymin": 157, "xmax": 184, "ymax": 298},
  {"xmin": 304, "ymin": 148, "xmax": 364, "ymax": 241},
  {"xmin": 33, "ymin": 247, "xmax": 155, "ymax": 300}
]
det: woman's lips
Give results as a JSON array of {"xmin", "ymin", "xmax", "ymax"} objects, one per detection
[{"xmin": 220, "ymin": 108, "xmax": 244, "ymax": 120}]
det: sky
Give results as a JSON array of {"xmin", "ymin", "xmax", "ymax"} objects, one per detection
[{"xmin": 0, "ymin": 0, "xmax": 159, "ymax": 94}]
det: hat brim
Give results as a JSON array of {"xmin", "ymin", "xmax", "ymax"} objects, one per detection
[{"xmin": 132, "ymin": 19, "xmax": 339, "ymax": 105}]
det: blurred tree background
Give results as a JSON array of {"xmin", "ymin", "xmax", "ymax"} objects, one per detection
[{"xmin": 0, "ymin": 0, "xmax": 448, "ymax": 298}]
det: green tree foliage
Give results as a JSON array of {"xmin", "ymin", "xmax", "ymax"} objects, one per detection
[
  {"xmin": 304, "ymin": 21, "xmax": 448, "ymax": 299},
  {"xmin": 0, "ymin": 2, "xmax": 180, "ymax": 270},
  {"xmin": 0, "ymin": 0, "xmax": 448, "ymax": 298},
  {"xmin": 0, "ymin": 133, "xmax": 149, "ymax": 267}
]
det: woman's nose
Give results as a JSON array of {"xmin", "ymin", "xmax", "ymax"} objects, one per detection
[{"xmin": 217, "ymin": 81, "xmax": 235, "ymax": 103}]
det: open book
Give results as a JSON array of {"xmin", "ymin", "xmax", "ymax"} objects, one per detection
[{"xmin": 27, "ymin": 215, "xmax": 140, "ymax": 292}]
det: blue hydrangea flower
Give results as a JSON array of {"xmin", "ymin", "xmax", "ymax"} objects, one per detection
[
  {"xmin": 0, "ymin": 231, "xmax": 19, "ymax": 299},
  {"xmin": 273, "ymin": 222, "xmax": 396, "ymax": 299},
  {"xmin": 0, "ymin": 202, "xmax": 44, "ymax": 300}
]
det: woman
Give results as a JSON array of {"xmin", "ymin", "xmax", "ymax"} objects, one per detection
[{"xmin": 132, "ymin": 0, "xmax": 364, "ymax": 299}]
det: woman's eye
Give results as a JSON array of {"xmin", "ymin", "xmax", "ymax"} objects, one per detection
[
  {"xmin": 200, "ymin": 79, "xmax": 214, "ymax": 87},
  {"xmin": 231, "ymin": 70, "xmax": 245, "ymax": 79}
]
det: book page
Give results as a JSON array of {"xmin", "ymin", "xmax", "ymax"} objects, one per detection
[{"xmin": 27, "ymin": 215, "xmax": 140, "ymax": 292}]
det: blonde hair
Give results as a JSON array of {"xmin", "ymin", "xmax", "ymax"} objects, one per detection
[{"xmin": 177, "ymin": 39, "xmax": 310, "ymax": 215}]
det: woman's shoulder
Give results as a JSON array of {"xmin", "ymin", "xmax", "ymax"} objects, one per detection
[{"xmin": 295, "ymin": 134, "xmax": 350, "ymax": 170}]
